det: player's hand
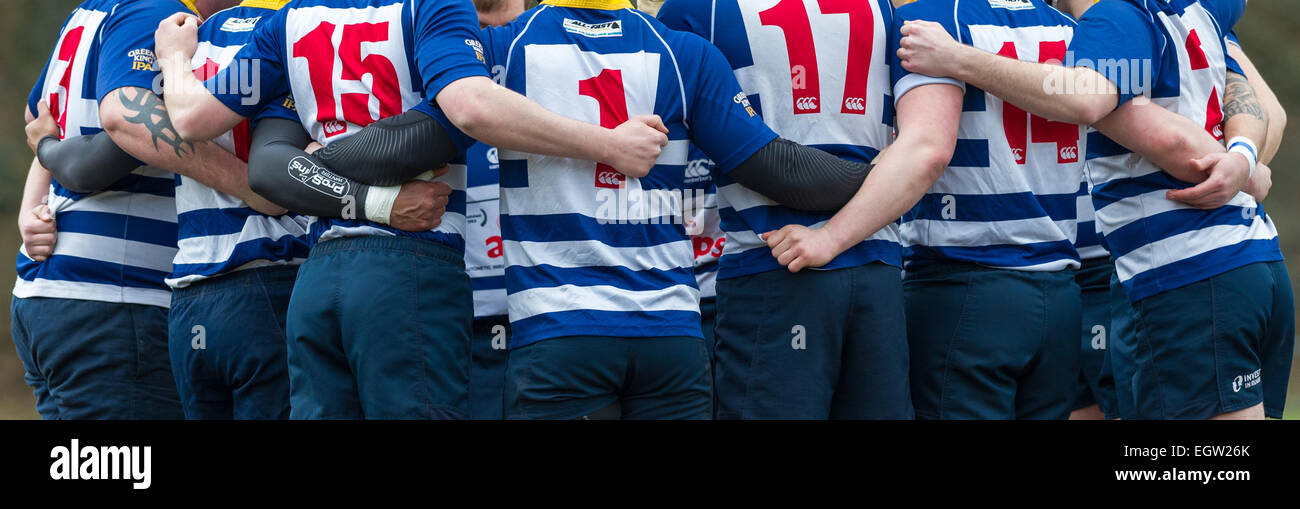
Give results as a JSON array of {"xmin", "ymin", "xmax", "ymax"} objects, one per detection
[
  {"xmin": 604, "ymin": 115, "xmax": 669, "ymax": 178},
  {"xmin": 19, "ymin": 204, "xmax": 57, "ymax": 262},
  {"xmin": 1244, "ymin": 162, "xmax": 1271, "ymax": 203},
  {"xmin": 389, "ymin": 180, "xmax": 452, "ymax": 232},
  {"xmin": 898, "ymin": 20, "xmax": 965, "ymax": 79},
  {"xmin": 154, "ymin": 13, "xmax": 200, "ymax": 72},
  {"xmin": 1166, "ymin": 152, "xmax": 1250, "ymax": 209},
  {"xmin": 25, "ymin": 100, "xmax": 59, "ymax": 155},
  {"xmin": 762, "ymin": 224, "xmax": 844, "ymax": 273}
]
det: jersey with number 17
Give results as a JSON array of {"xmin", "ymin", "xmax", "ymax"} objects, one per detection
[{"xmin": 205, "ymin": 0, "xmax": 489, "ymax": 250}]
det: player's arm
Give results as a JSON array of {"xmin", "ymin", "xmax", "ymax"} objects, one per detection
[
  {"xmin": 435, "ymin": 76, "xmax": 668, "ymax": 178},
  {"xmin": 897, "ymin": 20, "xmax": 1117, "ymax": 125},
  {"xmin": 764, "ymin": 84, "xmax": 963, "ymax": 272},
  {"xmin": 724, "ymin": 139, "xmax": 877, "ymax": 212},
  {"xmin": 247, "ymin": 118, "xmax": 450, "ymax": 232},
  {"xmin": 1228, "ymin": 43, "xmax": 1285, "ymax": 164},
  {"xmin": 309, "ymin": 108, "xmax": 464, "ymax": 186},
  {"xmin": 17, "ymin": 158, "xmax": 57, "ymax": 262},
  {"xmin": 153, "ymin": 13, "xmax": 249, "ymax": 141},
  {"xmin": 26, "ymin": 100, "xmax": 140, "ymax": 194}
]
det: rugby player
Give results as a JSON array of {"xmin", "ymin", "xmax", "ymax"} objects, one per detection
[
  {"xmin": 872, "ymin": 0, "xmax": 1291, "ymax": 419},
  {"xmin": 12, "ymin": 0, "xmax": 281, "ymax": 419},
  {"xmin": 152, "ymin": 0, "xmax": 676, "ymax": 419},
  {"xmin": 658, "ymin": 0, "xmax": 913, "ymax": 419}
]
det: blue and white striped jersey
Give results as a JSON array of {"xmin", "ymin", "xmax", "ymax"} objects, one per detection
[
  {"xmin": 465, "ymin": 142, "xmax": 507, "ymax": 319},
  {"xmin": 892, "ymin": 0, "xmax": 1085, "ymax": 272},
  {"xmin": 207, "ymin": 0, "xmax": 489, "ymax": 252},
  {"xmin": 18, "ymin": 0, "xmax": 193, "ymax": 308},
  {"xmin": 1072, "ymin": 0, "xmax": 1280, "ymax": 302},
  {"xmin": 167, "ymin": 0, "xmax": 311, "ymax": 289},
  {"xmin": 478, "ymin": 1, "xmax": 777, "ymax": 347},
  {"xmin": 658, "ymin": 0, "xmax": 903, "ymax": 280},
  {"xmin": 1074, "ymin": 163, "xmax": 1107, "ymax": 261},
  {"xmin": 685, "ymin": 147, "xmax": 721, "ymax": 302}
]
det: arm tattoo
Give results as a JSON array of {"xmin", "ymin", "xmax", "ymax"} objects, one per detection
[
  {"xmin": 116, "ymin": 87, "xmax": 194, "ymax": 158},
  {"xmin": 1224, "ymin": 72, "xmax": 1267, "ymax": 123}
]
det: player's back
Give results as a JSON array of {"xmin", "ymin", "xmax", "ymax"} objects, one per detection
[
  {"xmin": 892, "ymin": 0, "xmax": 1084, "ymax": 272},
  {"xmin": 168, "ymin": 1, "xmax": 311, "ymax": 290},
  {"xmin": 478, "ymin": 3, "xmax": 739, "ymax": 347},
  {"xmin": 18, "ymin": 0, "xmax": 188, "ymax": 308},
  {"xmin": 658, "ymin": 0, "xmax": 902, "ymax": 279}
]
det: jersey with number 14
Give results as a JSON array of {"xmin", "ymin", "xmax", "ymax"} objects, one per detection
[
  {"xmin": 658, "ymin": 0, "xmax": 902, "ymax": 280},
  {"xmin": 206, "ymin": 0, "xmax": 490, "ymax": 251},
  {"xmin": 892, "ymin": 0, "xmax": 1085, "ymax": 272}
]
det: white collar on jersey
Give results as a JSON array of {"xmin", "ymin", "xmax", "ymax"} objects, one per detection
[{"xmin": 541, "ymin": 0, "xmax": 635, "ymax": 10}]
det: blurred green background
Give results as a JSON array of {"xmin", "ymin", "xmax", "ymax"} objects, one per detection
[{"xmin": 0, "ymin": 0, "xmax": 1296, "ymax": 419}]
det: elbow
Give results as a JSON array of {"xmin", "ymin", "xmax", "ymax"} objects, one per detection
[
  {"xmin": 246, "ymin": 160, "xmax": 277, "ymax": 201},
  {"xmin": 442, "ymin": 91, "xmax": 492, "ymax": 138},
  {"xmin": 1271, "ymin": 106, "xmax": 1287, "ymax": 141},
  {"xmin": 170, "ymin": 109, "xmax": 209, "ymax": 142},
  {"xmin": 56, "ymin": 173, "xmax": 98, "ymax": 195},
  {"xmin": 1073, "ymin": 99, "xmax": 1112, "ymax": 126},
  {"xmin": 918, "ymin": 144, "xmax": 953, "ymax": 184}
]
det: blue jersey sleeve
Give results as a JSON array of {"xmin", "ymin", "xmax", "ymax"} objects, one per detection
[
  {"xmin": 890, "ymin": 0, "xmax": 964, "ymax": 105},
  {"xmin": 253, "ymin": 94, "xmax": 299, "ymax": 124},
  {"xmin": 1067, "ymin": 0, "xmax": 1162, "ymax": 109},
  {"xmin": 28, "ymin": 59, "xmax": 52, "ymax": 118},
  {"xmin": 683, "ymin": 36, "xmax": 778, "ymax": 173},
  {"xmin": 412, "ymin": 0, "xmax": 491, "ymax": 101},
  {"xmin": 94, "ymin": 1, "xmax": 190, "ymax": 101},
  {"xmin": 656, "ymin": 0, "xmax": 710, "ymax": 36},
  {"xmin": 1203, "ymin": 0, "xmax": 1246, "ymax": 34},
  {"xmin": 478, "ymin": 19, "xmax": 521, "ymax": 73},
  {"xmin": 206, "ymin": 10, "xmax": 289, "ymax": 118},
  {"xmin": 1222, "ymin": 30, "xmax": 1243, "ymax": 75}
]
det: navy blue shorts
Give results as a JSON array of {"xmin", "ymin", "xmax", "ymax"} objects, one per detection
[
  {"xmin": 10, "ymin": 296, "xmax": 182, "ymax": 419},
  {"xmin": 1116, "ymin": 261, "xmax": 1294, "ymax": 419},
  {"xmin": 167, "ymin": 265, "xmax": 296, "ymax": 420},
  {"xmin": 1073, "ymin": 258, "xmax": 1118, "ymax": 418},
  {"xmin": 714, "ymin": 262, "xmax": 912, "ymax": 419},
  {"xmin": 1108, "ymin": 271, "xmax": 1139, "ymax": 419},
  {"xmin": 905, "ymin": 262, "xmax": 1080, "ymax": 419},
  {"xmin": 285, "ymin": 236, "xmax": 473, "ymax": 419},
  {"xmin": 505, "ymin": 335, "xmax": 711, "ymax": 420},
  {"xmin": 470, "ymin": 316, "xmax": 509, "ymax": 420},
  {"xmin": 699, "ymin": 298, "xmax": 716, "ymax": 363}
]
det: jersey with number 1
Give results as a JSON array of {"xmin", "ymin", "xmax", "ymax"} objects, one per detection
[
  {"xmin": 477, "ymin": 4, "xmax": 778, "ymax": 348},
  {"xmin": 19, "ymin": 0, "xmax": 190, "ymax": 308},
  {"xmin": 206, "ymin": 0, "xmax": 490, "ymax": 252},
  {"xmin": 658, "ymin": 0, "xmax": 903, "ymax": 280},
  {"xmin": 892, "ymin": 0, "xmax": 1085, "ymax": 272}
]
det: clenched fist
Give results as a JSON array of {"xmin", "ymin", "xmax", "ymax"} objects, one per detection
[
  {"xmin": 602, "ymin": 115, "xmax": 670, "ymax": 178},
  {"xmin": 389, "ymin": 179, "xmax": 453, "ymax": 232}
]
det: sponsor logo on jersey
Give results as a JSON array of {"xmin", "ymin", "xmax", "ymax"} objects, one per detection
[
  {"xmin": 322, "ymin": 119, "xmax": 347, "ymax": 138},
  {"xmin": 684, "ymin": 158, "xmax": 713, "ymax": 184},
  {"xmin": 288, "ymin": 156, "xmax": 353, "ymax": 197},
  {"xmin": 795, "ymin": 96, "xmax": 818, "ymax": 112},
  {"xmin": 595, "ymin": 168, "xmax": 625, "ymax": 189},
  {"xmin": 563, "ymin": 18, "xmax": 623, "ymax": 38},
  {"xmin": 465, "ymin": 39, "xmax": 485, "ymax": 63},
  {"xmin": 128, "ymin": 48, "xmax": 155, "ymax": 71},
  {"xmin": 734, "ymin": 92, "xmax": 756, "ymax": 117},
  {"xmin": 221, "ymin": 16, "xmax": 261, "ymax": 33},
  {"xmin": 844, "ymin": 97, "xmax": 866, "ymax": 111},
  {"xmin": 988, "ymin": 0, "xmax": 1034, "ymax": 11}
]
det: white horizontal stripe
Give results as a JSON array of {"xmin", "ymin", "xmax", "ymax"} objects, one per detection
[
  {"xmin": 51, "ymin": 190, "xmax": 177, "ymax": 224},
  {"xmin": 172, "ymin": 215, "xmax": 307, "ymax": 265},
  {"xmin": 928, "ymin": 166, "xmax": 1084, "ymax": 196},
  {"xmin": 893, "ymin": 73, "xmax": 965, "ymax": 106},
  {"xmin": 1076, "ymin": 192, "xmax": 1095, "ymax": 222},
  {"xmin": 472, "ymin": 289, "xmax": 508, "ymax": 319},
  {"xmin": 716, "ymin": 183, "xmax": 777, "ymax": 212},
  {"xmin": 507, "ymin": 283, "xmax": 700, "ymax": 322},
  {"xmin": 1095, "ymin": 188, "xmax": 1255, "ymax": 234},
  {"xmin": 165, "ymin": 257, "xmax": 305, "ymax": 289},
  {"xmin": 13, "ymin": 277, "xmax": 171, "ymax": 308},
  {"xmin": 988, "ymin": 258, "xmax": 1080, "ymax": 272},
  {"xmin": 55, "ymin": 232, "xmax": 176, "ymax": 272},
  {"xmin": 1113, "ymin": 216, "xmax": 1279, "ymax": 282},
  {"xmin": 500, "ymin": 139, "xmax": 690, "ymax": 166},
  {"xmin": 900, "ymin": 216, "xmax": 1069, "ymax": 248},
  {"xmin": 504, "ymin": 239, "xmax": 692, "ymax": 271},
  {"xmin": 175, "ymin": 179, "xmax": 247, "ymax": 215}
]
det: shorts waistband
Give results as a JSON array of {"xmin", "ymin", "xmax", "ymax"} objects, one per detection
[
  {"xmin": 171, "ymin": 264, "xmax": 300, "ymax": 301},
  {"xmin": 309, "ymin": 235, "xmax": 465, "ymax": 267}
]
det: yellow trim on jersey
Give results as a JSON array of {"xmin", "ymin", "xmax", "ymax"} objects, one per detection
[
  {"xmin": 178, "ymin": 0, "xmax": 200, "ymax": 15},
  {"xmin": 240, "ymin": 0, "xmax": 291, "ymax": 10},
  {"xmin": 541, "ymin": 0, "xmax": 635, "ymax": 11}
]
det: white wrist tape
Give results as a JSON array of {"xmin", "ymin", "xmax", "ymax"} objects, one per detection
[
  {"xmin": 364, "ymin": 184, "xmax": 401, "ymax": 225},
  {"xmin": 1227, "ymin": 136, "xmax": 1258, "ymax": 179}
]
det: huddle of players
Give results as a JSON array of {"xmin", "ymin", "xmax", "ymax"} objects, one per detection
[{"xmin": 12, "ymin": 0, "xmax": 1291, "ymax": 420}]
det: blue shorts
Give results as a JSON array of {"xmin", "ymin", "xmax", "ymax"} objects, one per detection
[
  {"xmin": 167, "ymin": 265, "xmax": 296, "ymax": 420},
  {"xmin": 699, "ymin": 298, "xmax": 716, "ymax": 363},
  {"xmin": 1108, "ymin": 271, "xmax": 1138, "ymax": 419},
  {"xmin": 505, "ymin": 335, "xmax": 711, "ymax": 420},
  {"xmin": 10, "ymin": 296, "xmax": 182, "ymax": 419},
  {"xmin": 1116, "ymin": 261, "xmax": 1294, "ymax": 419},
  {"xmin": 1073, "ymin": 257, "xmax": 1118, "ymax": 418},
  {"xmin": 470, "ymin": 316, "xmax": 509, "ymax": 420},
  {"xmin": 714, "ymin": 262, "xmax": 912, "ymax": 419},
  {"xmin": 905, "ymin": 262, "xmax": 1080, "ymax": 419},
  {"xmin": 285, "ymin": 236, "xmax": 473, "ymax": 419}
]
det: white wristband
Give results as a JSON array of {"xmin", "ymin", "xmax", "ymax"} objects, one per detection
[
  {"xmin": 1227, "ymin": 136, "xmax": 1258, "ymax": 179},
  {"xmin": 364, "ymin": 184, "xmax": 401, "ymax": 225}
]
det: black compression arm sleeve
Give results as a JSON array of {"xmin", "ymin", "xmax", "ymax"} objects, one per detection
[
  {"xmin": 36, "ymin": 133, "xmax": 140, "ymax": 193},
  {"xmin": 248, "ymin": 118, "xmax": 373, "ymax": 219},
  {"xmin": 312, "ymin": 108, "xmax": 459, "ymax": 186},
  {"xmin": 727, "ymin": 138, "xmax": 874, "ymax": 212}
]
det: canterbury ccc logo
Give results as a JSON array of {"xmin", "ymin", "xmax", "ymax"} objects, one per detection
[
  {"xmin": 595, "ymin": 168, "xmax": 624, "ymax": 189},
  {"xmin": 1060, "ymin": 146, "xmax": 1078, "ymax": 161},
  {"xmin": 796, "ymin": 97, "xmax": 818, "ymax": 111},
  {"xmin": 843, "ymin": 97, "xmax": 866, "ymax": 111}
]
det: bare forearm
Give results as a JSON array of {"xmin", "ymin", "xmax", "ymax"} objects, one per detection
[
  {"xmin": 822, "ymin": 141, "xmax": 944, "ymax": 252},
  {"xmin": 1228, "ymin": 44, "xmax": 1285, "ymax": 164},
  {"xmin": 1223, "ymin": 71, "xmax": 1269, "ymax": 151},
  {"xmin": 950, "ymin": 45, "xmax": 1116, "ymax": 125},
  {"xmin": 440, "ymin": 79, "xmax": 615, "ymax": 163},
  {"xmin": 1092, "ymin": 101, "xmax": 1223, "ymax": 183},
  {"xmin": 21, "ymin": 158, "xmax": 52, "ymax": 211}
]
